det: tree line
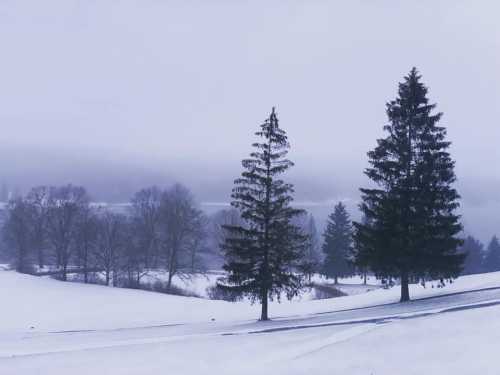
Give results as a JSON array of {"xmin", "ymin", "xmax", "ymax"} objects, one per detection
[
  {"xmin": 1, "ymin": 182, "xmax": 327, "ymax": 291},
  {"xmin": 2, "ymin": 184, "xmax": 209, "ymax": 289},
  {"xmin": 461, "ymin": 235, "xmax": 500, "ymax": 275}
]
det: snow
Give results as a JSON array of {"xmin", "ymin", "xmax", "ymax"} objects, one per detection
[
  {"xmin": 125, "ymin": 271, "xmax": 376, "ymax": 299},
  {"xmin": 139, "ymin": 269, "xmax": 224, "ymax": 297},
  {"xmin": 0, "ymin": 271, "xmax": 244, "ymax": 332},
  {"xmin": 1, "ymin": 270, "xmax": 500, "ymax": 374}
]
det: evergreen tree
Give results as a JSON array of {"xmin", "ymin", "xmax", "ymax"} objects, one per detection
[
  {"xmin": 460, "ymin": 235, "xmax": 484, "ymax": 275},
  {"xmin": 352, "ymin": 213, "xmax": 371, "ymax": 285},
  {"xmin": 322, "ymin": 202, "xmax": 353, "ymax": 284},
  {"xmin": 484, "ymin": 235, "xmax": 500, "ymax": 272},
  {"xmin": 219, "ymin": 107, "xmax": 308, "ymax": 321},
  {"xmin": 353, "ymin": 68, "xmax": 464, "ymax": 302},
  {"xmin": 1, "ymin": 183, "xmax": 8, "ymax": 202}
]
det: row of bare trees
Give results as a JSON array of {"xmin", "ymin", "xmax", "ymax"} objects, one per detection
[
  {"xmin": 2, "ymin": 182, "xmax": 323, "ymax": 292},
  {"xmin": 129, "ymin": 184, "xmax": 206, "ymax": 288},
  {"xmin": 2, "ymin": 183, "xmax": 208, "ymax": 289},
  {"xmin": 3, "ymin": 185, "xmax": 89, "ymax": 279}
]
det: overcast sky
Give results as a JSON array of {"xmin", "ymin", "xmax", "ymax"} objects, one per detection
[{"xmin": 0, "ymin": 1, "xmax": 499, "ymax": 241}]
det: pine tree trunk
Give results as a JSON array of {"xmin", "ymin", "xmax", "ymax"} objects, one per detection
[
  {"xmin": 260, "ymin": 288, "xmax": 269, "ymax": 321},
  {"xmin": 400, "ymin": 271, "xmax": 410, "ymax": 302},
  {"xmin": 334, "ymin": 276, "xmax": 338, "ymax": 285},
  {"xmin": 363, "ymin": 272, "xmax": 367, "ymax": 285}
]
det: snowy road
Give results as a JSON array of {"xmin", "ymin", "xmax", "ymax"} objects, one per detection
[{"xmin": 2, "ymin": 283, "xmax": 500, "ymax": 374}]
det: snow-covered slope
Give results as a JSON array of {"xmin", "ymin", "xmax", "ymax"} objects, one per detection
[
  {"xmin": 1, "ymin": 270, "xmax": 500, "ymax": 374},
  {"xmin": 2, "ymin": 270, "xmax": 500, "ymax": 332}
]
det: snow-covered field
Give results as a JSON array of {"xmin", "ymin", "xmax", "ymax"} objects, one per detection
[{"xmin": 1, "ymin": 270, "xmax": 500, "ymax": 374}]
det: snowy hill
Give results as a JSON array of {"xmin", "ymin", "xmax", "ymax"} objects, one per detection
[{"xmin": 1, "ymin": 270, "xmax": 500, "ymax": 374}]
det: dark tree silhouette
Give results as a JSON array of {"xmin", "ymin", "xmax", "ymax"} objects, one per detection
[
  {"xmin": 46, "ymin": 185, "xmax": 89, "ymax": 281},
  {"xmin": 219, "ymin": 108, "xmax": 308, "ymax": 320},
  {"xmin": 3, "ymin": 197, "xmax": 35, "ymax": 273},
  {"xmin": 322, "ymin": 202, "xmax": 353, "ymax": 284},
  {"xmin": 460, "ymin": 235, "xmax": 484, "ymax": 275},
  {"xmin": 354, "ymin": 68, "xmax": 464, "ymax": 302},
  {"xmin": 484, "ymin": 235, "xmax": 500, "ymax": 272}
]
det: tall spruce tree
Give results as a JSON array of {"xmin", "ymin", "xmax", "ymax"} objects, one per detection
[
  {"xmin": 322, "ymin": 202, "xmax": 353, "ymax": 284},
  {"xmin": 353, "ymin": 68, "xmax": 464, "ymax": 302},
  {"xmin": 219, "ymin": 107, "xmax": 307, "ymax": 320},
  {"xmin": 484, "ymin": 235, "xmax": 500, "ymax": 272}
]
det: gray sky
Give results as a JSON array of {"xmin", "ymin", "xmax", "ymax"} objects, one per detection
[{"xmin": 0, "ymin": 1, "xmax": 499, "ymax": 241}]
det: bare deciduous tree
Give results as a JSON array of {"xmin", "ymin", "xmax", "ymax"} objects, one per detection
[
  {"xmin": 130, "ymin": 186, "xmax": 162, "ymax": 269},
  {"xmin": 46, "ymin": 185, "xmax": 89, "ymax": 281},
  {"xmin": 2, "ymin": 182, "xmax": 211, "ymax": 294},
  {"xmin": 160, "ymin": 184, "xmax": 204, "ymax": 289},
  {"xmin": 188, "ymin": 214, "xmax": 207, "ymax": 273},
  {"xmin": 122, "ymin": 221, "xmax": 148, "ymax": 287},
  {"xmin": 26, "ymin": 186, "xmax": 50, "ymax": 269},
  {"xmin": 3, "ymin": 197, "xmax": 34, "ymax": 273},
  {"xmin": 95, "ymin": 211, "xmax": 126, "ymax": 286},
  {"xmin": 75, "ymin": 206, "xmax": 98, "ymax": 283}
]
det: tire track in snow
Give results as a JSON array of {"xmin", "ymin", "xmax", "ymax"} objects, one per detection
[
  {"xmin": 48, "ymin": 322, "xmax": 184, "ymax": 334},
  {"xmin": 2, "ymin": 296, "xmax": 500, "ymax": 359},
  {"xmin": 289, "ymin": 324, "xmax": 380, "ymax": 360},
  {"xmin": 224, "ymin": 298, "xmax": 500, "ymax": 335}
]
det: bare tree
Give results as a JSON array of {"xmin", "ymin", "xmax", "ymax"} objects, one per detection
[
  {"xmin": 94, "ymin": 211, "xmax": 126, "ymax": 286},
  {"xmin": 130, "ymin": 186, "xmax": 162, "ymax": 269},
  {"xmin": 122, "ymin": 221, "xmax": 147, "ymax": 287},
  {"xmin": 26, "ymin": 186, "xmax": 49, "ymax": 268},
  {"xmin": 46, "ymin": 185, "xmax": 89, "ymax": 281},
  {"xmin": 160, "ymin": 184, "xmax": 204, "ymax": 289},
  {"xmin": 188, "ymin": 214, "xmax": 207, "ymax": 273},
  {"xmin": 74, "ymin": 206, "xmax": 98, "ymax": 283},
  {"xmin": 3, "ymin": 197, "xmax": 35, "ymax": 273}
]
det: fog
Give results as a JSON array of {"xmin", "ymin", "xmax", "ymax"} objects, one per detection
[{"xmin": 0, "ymin": 1, "xmax": 499, "ymax": 241}]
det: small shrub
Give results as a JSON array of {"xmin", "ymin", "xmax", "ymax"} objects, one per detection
[
  {"xmin": 312, "ymin": 283, "xmax": 347, "ymax": 300},
  {"xmin": 118, "ymin": 277, "xmax": 142, "ymax": 289},
  {"xmin": 141, "ymin": 280, "xmax": 201, "ymax": 298},
  {"xmin": 206, "ymin": 285, "xmax": 242, "ymax": 302}
]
